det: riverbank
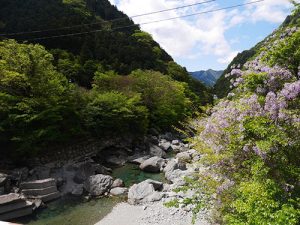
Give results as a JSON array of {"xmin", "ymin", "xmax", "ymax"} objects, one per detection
[
  {"xmin": 96, "ymin": 202, "xmax": 210, "ymax": 225},
  {"xmin": 1, "ymin": 131, "xmax": 207, "ymax": 224}
]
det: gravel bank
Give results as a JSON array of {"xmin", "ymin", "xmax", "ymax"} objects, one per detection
[{"xmin": 95, "ymin": 202, "xmax": 210, "ymax": 225}]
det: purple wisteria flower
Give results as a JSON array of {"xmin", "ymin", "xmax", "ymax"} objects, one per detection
[{"xmin": 280, "ymin": 81, "xmax": 300, "ymax": 100}]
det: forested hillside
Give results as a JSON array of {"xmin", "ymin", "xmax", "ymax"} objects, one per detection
[
  {"xmin": 0, "ymin": 0, "xmax": 212, "ymax": 161},
  {"xmin": 176, "ymin": 4, "xmax": 300, "ymax": 224}
]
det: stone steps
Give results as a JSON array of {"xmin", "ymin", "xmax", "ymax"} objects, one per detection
[
  {"xmin": 20, "ymin": 178, "xmax": 56, "ymax": 190},
  {"xmin": 0, "ymin": 202, "xmax": 33, "ymax": 221},
  {"xmin": 0, "ymin": 201, "xmax": 27, "ymax": 214},
  {"xmin": 21, "ymin": 186, "xmax": 57, "ymax": 196},
  {"xmin": 25, "ymin": 191, "xmax": 61, "ymax": 202},
  {"xmin": 20, "ymin": 178, "xmax": 61, "ymax": 203},
  {"xmin": 0, "ymin": 194, "xmax": 33, "ymax": 221}
]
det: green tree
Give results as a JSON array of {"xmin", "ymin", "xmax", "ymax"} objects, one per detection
[
  {"xmin": 83, "ymin": 91, "xmax": 148, "ymax": 136},
  {"xmin": 0, "ymin": 40, "xmax": 82, "ymax": 158}
]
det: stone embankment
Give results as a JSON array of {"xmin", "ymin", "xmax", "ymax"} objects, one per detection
[{"xmin": 0, "ymin": 194, "xmax": 33, "ymax": 221}]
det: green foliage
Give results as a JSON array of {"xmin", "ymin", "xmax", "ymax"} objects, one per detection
[
  {"xmin": 266, "ymin": 31, "xmax": 300, "ymax": 77},
  {"xmin": 0, "ymin": 0, "xmax": 212, "ymax": 161},
  {"xmin": 0, "ymin": 40, "xmax": 210, "ymax": 160},
  {"xmin": 225, "ymin": 161, "xmax": 300, "ymax": 225},
  {"xmin": 242, "ymin": 73, "xmax": 267, "ymax": 92},
  {"xmin": 0, "ymin": 40, "xmax": 83, "ymax": 158},
  {"xmin": 214, "ymin": 49, "xmax": 256, "ymax": 98},
  {"xmin": 130, "ymin": 70, "xmax": 192, "ymax": 128},
  {"xmin": 92, "ymin": 69, "xmax": 193, "ymax": 129},
  {"xmin": 83, "ymin": 91, "xmax": 148, "ymax": 136},
  {"xmin": 0, "ymin": 0, "xmax": 172, "ymax": 81}
]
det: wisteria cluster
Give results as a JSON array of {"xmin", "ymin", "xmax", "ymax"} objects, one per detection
[
  {"xmin": 192, "ymin": 21, "xmax": 300, "ymax": 224},
  {"xmin": 200, "ymin": 58, "xmax": 299, "ymax": 160}
]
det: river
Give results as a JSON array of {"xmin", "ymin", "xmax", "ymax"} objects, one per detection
[{"xmin": 15, "ymin": 163, "xmax": 166, "ymax": 225}]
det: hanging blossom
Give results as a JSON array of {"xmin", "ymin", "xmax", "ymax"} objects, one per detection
[
  {"xmin": 201, "ymin": 94, "xmax": 264, "ymax": 154},
  {"xmin": 253, "ymin": 145, "xmax": 267, "ymax": 160},
  {"xmin": 264, "ymin": 92, "xmax": 287, "ymax": 120},
  {"xmin": 280, "ymin": 80, "xmax": 300, "ymax": 100},
  {"xmin": 265, "ymin": 66, "xmax": 294, "ymax": 92}
]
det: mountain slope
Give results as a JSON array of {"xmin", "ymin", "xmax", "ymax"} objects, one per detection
[
  {"xmin": 190, "ymin": 69, "xmax": 223, "ymax": 87},
  {"xmin": 214, "ymin": 7, "xmax": 300, "ymax": 98},
  {"xmin": 0, "ymin": 0, "xmax": 213, "ymax": 160},
  {"xmin": 179, "ymin": 5, "xmax": 300, "ymax": 224},
  {"xmin": 0, "ymin": 0, "xmax": 172, "ymax": 82},
  {"xmin": 0, "ymin": 0, "xmax": 211, "ymax": 103}
]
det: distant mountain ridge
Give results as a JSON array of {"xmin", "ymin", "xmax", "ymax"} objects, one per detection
[{"xmin": 189, "ymin": 69, "xmax": 223, "ymax": 87}]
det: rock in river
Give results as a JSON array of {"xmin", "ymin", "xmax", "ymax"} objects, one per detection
[
  {"xmin": 139, "ymin": 157, "xmax": 165, "ymax": 173},
  {"xmin": 84, "ymin": 175, "xmax": 113, "ymax": 196},
  {"xmin": 149, "ymin": 144, "xmax": 166, "ymax": 158},
  {"xmin": 110, "ymin": 187, "xmax": 128, "ymax": 196},
  {"xmin": 128, "ymin": 181, "xmax": 155, "ymax": 205}
]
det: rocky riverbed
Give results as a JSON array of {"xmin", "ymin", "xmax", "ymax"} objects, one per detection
[
  {"xmin": 96, "ymin": 201, "xmax": 210, "ymax": 225},
  {"xmin": 0, "ymin": 131, "xmax": 210, "ymax": 224}
]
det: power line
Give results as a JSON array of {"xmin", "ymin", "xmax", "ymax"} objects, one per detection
[
  {"xmin": 0, "ymin": 0, "xmax": 216, "ymax": 36},
  {"xmin": 22, "ymin": 0, "xmax": 264, "ymax": 41}
]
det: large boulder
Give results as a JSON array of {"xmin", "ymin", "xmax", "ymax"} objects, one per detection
[
  {"xmin": 143, "ymin": 179, "xmax": 163, "ymax": 191},
  {"xmin": 171, "ymin": 140, "xmax": 180, "ymax": 145},
  {"xmin": 143, "ymin": 191, "xmax": 164, "ymax": 203},
  {"xmin": 111, "ymin": 179, "xmax": 125, "ymax": 188},
  {"xmin": 176, "ymin": 152, "xmax": 192, "ymax": 162},
  {"xmin": 129, "ymin": 156, "xmax": 150, "ymax": 165},
  {"xmin": 165, "ymin": 169, "xmax": 194, "ymax": 186},
  {"xmin": 165, "ymin": 169, "xmax": 183, "ymax": 183},
  {"xmin": 163, "ymin": 159, "xmax": 186, "ymax": 175},
  {"xmin": 139, "ymin": 157, "xmax": 165, "ymax": 173},
  {"xmin": 149, "ymin": 144, "xmax": 166, "ymax": 158},
  {"xmin": 128, "ymin": 181, "xmax": 155, "ymax": 204},
  {"xmin": 84, "ymin": 175, "xmax": 113, "ymax": 196},
  {"xmin": 110, "ymin": 187, "xmax": 128, "ymax": 196},
  {"xmin": 159, "ymin": 140, "xmax": 172, "ymax": 152}
]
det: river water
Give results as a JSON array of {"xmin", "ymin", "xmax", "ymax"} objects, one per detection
[{"xmin": 15, "ymin": 163, "xmax": 166, "ymax": 225}]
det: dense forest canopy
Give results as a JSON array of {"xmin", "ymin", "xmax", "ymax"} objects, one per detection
[{"xmin": 0, "ymin": 0, "xmax": 212, "ymax": 161}]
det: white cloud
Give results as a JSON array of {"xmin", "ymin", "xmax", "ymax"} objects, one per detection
[
  {"xmin": 218, "ymin": 50, "xmax": 240, "ymax": 64},
  {"xmin": 108, "ymin": 0, "xmax": 293, "ymax": 68},
  {"xmin": 244, "ymin": 0, "xmax": 293, "ymax": 23}
]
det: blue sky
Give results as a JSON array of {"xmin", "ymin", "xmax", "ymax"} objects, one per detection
[{"xmin": 109, "ymin": 0, "xmax": 295, "ymax": 71}]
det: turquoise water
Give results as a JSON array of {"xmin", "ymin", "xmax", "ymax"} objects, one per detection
[
  {"xmin": 16, "ymin": 196, "xmax": 123, "ymax": 225},
  {"xmin": 112, "ymin": 163, "xmax": 167, "ymax": 187},
  {"xmin": 15, "ymin": 163, "xmax": 166, "ymax": 225}
]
